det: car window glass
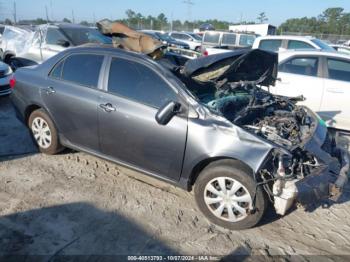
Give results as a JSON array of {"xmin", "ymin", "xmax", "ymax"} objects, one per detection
[
  {"xmin": 172, "ymin": 33, "xmax": 185, "ymax": 40},
  {"xmin": 279, "ymin": 57, "xmax": 318, "ymax": 77},
  {"xmin": 203, "ymin": 32, "xmax": 220, "ymax": 44},
  {"xmin": 45, "ymin": 28, "xmax": 67, "ymax": 45},
  {"xmin": 327, "ymin": 58, "xmax": 350, "ymax": 82},
  {"xmin": 108, "ymin": 58, "xmax": 177, "ymax": 108},
  {"xmin": 259, "ymin": 39, "xmax": 282, "ymax": 52},
  {"xmin": 287, "ymin": 40, "xmax": 314, "ymax": 50},
  {"xmin": 61, "ymin": 54, "xmax": 104, "ymax": 88},
  {"xmin": 239, "ymin": 35, "xmax": 255, "ymax": 46},
  {"xmin": 50, "ymin": 60, "xmax": 64, "ymax": 79},
  {"xmin": 222, "ymin": 34, "xmax": 236, "ymax": 45}
]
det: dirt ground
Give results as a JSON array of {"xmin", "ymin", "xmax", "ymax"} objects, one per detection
[{"xmin": 1, "ymin": 95, "xmax": 350, "ymax": 259}]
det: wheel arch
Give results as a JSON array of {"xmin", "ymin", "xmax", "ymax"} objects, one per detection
[
  {"xmin": 188, "ymin": 157, "xmax": 254, "ymax": 191},
  {"xmin": 24, "ymin": 104, "xmax": 42, "ymax": 126},
  {"xmin": 3, "ymin": 51, "xmax": 15, "ymax": 64}
]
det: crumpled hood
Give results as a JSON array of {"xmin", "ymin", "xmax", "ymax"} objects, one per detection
[{"xmin": 182, "ymin": 49, "xmax": 278, "ymax": 86}]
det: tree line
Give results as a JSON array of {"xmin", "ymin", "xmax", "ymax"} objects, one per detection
[{"xmin": 1, "ymin": 7, "xmax": 349, "ymax": 35}]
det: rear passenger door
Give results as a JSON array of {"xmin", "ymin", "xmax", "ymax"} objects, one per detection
[
  {"xmin": 43, "ymin": 53, "xmax": 105, "ymax": 151},
  {"xmin": 271, "ymin": 56, "xmax": 324, "ymax": 112},
  {"xmin": 98, "ymin": 56, "xmax": 188, "ymax": 181},
  {"xmin": 320, "ymin": 57, "xmax": 350, "ymax": 129}
]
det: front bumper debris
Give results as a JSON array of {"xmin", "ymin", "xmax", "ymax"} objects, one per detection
[{"xmin": 296, "ymin": 148, "xmax": 349, "ymax": 209}]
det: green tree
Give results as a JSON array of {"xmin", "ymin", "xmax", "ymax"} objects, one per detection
[
  {"xmin": 257, "ymin": 12, "xmax": 268, "ymax": 23},
  {"xmin": 80, "ymin": 21, "xmax": 90, "ymax": 26},
  {"xmin": 63, "ymin": 18, "xmax": 72, "ymax": 23},
  {"xmin": 4, "ymin": 18, "xmax": 13, "ymax": 25}
]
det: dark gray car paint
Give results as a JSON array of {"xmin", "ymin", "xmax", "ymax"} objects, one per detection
[{"xmin": 11, "ymin": 46, "xmax": 325, "ymax": 190}]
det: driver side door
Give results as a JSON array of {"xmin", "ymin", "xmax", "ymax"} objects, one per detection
[{"xmin": 98, "ymin": 56, "xmax": 188, "ymax": 181}]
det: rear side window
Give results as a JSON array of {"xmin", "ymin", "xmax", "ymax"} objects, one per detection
[
  {"xmin": 279, "ymin": 57, "xmax": 318, "ymax": 77},
  {"xmin": 50, "ymin": 60, "xmax": 64, "ymax": 79},
  {"xmin": 222, "ymin": 34, "xmax": 236, "ymax": 46},
  {"xmin": 287, "ymin": 40, "xmax": 314, "ymax": 50},
  {"xmin": 259, "ymin": 39, "xmax": 282, "ymax": 52},
  {"xmin": 327, "ymin": 58, "xmax": 350, "ymax": 82},
  {"xmin": 61, "ymin": 54, "xmax": 104, "ymax": 88},
  {"xmin": 203, "ymin": 32, "xmax": 220, "ymax": 44},
  {"xmin": 239, "ymin": 35, "xmax": 255, "ymax": 46},
  {"xmin": 108, "ymin": 58, "xmax": 177, "ymax": 108}
]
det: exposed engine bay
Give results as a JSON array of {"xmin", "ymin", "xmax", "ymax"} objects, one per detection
[{"xmin": 167, "ymin": 49, "xmax": 349, "ymax": 215}]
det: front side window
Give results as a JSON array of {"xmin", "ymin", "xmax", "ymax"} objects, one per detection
[
  {"xmin": 45, "ymin": 28, "xmax": 67, "ymax": 45},
  {"xmin": 222, "ymin": 33, "xmax": 237, "ymax": 46},
  {"xmin": 259, "ymin": 39, "xmax": 282, "ymax": 52},
  {"xmin": 327, "ymin": 58, "xmax": 350, "ymax": 82},
  {"xmin": 287, "ymin": 40, "xmax": 314, "ymax": 50},
  {"xmin": 279, "ymin": 57, "xmax": 318, "ymax": 77},
  {"xmin": 108, "ymin": 58, "xmax": 177, "ymax": 108},
  {"xmin": 60, "ymin": 54, "xmax": 104, "ymax": 88}
]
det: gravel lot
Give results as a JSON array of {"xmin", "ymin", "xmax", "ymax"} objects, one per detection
[{"xmin": 1, "ymin": 95, "xmax": 350, "ymax": 259}]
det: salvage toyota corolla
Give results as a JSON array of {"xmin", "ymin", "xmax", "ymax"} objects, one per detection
[{"xmin": 11, "ymin": 46, "xmax": 349, "ymax": 230}]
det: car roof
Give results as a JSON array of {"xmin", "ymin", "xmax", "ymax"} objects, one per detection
[
  {"xmin": 257, "ymin": 35, "xmax": 315, "ymax": 41},
  {"xmin": 278, "ymin": 49, "xmax": 350, "ymax": 61},
  {"xmin": 63, "ymin": 44, "xmax": 152, "ymax": 60},
  {"xmin": 39, "ymin": 23, "xmax": 91, "ymax": 30}
]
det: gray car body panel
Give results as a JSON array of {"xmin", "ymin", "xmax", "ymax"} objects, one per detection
[{"xmin": 10, "ymin": 46, "xmax": 304, "ymax": 190}]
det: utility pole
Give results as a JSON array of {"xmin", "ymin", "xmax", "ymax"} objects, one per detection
[
  {"xmin": 45, "ymin": 5, "xmax": 49, "ymax": 23},
  {"xmin": 183, "ymin": 0, "xmax": 194, "ymax": 31},
  {"xmin": 50, "ymin": 0, "xmax": 54, "ymax": 22},
  {"xmin": 170, "ymin": 12, "xmax": 173, "ymax": 31},
  {"xmin": 13, "ymin": 1, "xmax": 17, "ymax": 24},
  {"xmin": 71, "ymin": 9, "xmax": 75, "ymax": 24},
  {"xmin": 93, "ymin": 12, "xmax": 96, "ymax": 25}
]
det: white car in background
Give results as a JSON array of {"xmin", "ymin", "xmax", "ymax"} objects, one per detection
[
  {"xmin": 269, "ymin": 50, "xmax": 350, "ymax": 131},
  {"xmin": 168, "ymin": 31, "xmax": 202, "ymax": 51},
  {"xmin": 253, "ymin": 35, "xmax": 335, "ymax": 52}
]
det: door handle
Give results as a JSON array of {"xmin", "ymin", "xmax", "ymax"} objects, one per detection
[
  {"xmin": 99, "ymin": 103, "xmax": 116, "ymax": 113},
  {"xmin": 45, "ymin": 86, "xmax": 56, "ymax": 95}
]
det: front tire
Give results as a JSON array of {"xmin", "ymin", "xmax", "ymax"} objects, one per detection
[
  {"xmin": 194, "ymin": 160, "xmax": 267, "ymax": 230},
  {"xmin": 28, "ymin": 109, "xmax": 64, "ymax": 155}
]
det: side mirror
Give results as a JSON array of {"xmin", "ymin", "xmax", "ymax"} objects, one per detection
[
  {"xmin": 155, "ymin": 101, "xmax": 181, "ymax": 125},
  {"xmin": 56, "ymin": 39, "xmax": 70, "ymax": 47}
]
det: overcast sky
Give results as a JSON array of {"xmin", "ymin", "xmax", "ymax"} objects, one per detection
[{"xmin": 1, "ymin": 0, "xmax": 350, "ymax": 26}]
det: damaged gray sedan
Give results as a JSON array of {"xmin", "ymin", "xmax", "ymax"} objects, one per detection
[{"xmin": 11, "ymin": 46, "xmax": 349, "ymax": 230}]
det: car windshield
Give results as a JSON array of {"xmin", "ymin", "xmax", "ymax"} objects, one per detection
[
  {"xmin": 61, "ymin": 27, "xmax": 112, "ymax": 45},
  {"xmin": 311, "ymin": 39, "xmax": 335, "ymax": 51},
  {"xmin": 189, "ymin": 33, "xmax": 202, "ymax": 41}
]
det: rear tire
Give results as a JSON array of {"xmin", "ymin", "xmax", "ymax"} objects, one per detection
[
  {"xmin": 28, "ymin": 109, "xmax": 64, "ymax": 155},
  {"xmin": 194, "ymin": 159, "xmax": 267, "ymax": 230}
]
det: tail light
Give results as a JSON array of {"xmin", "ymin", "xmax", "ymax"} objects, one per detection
[
  {"xmin": 9, "ymin": 76, "xmax": 16, "ymax": 89},
  {"xmin": 202, "ymin": 49, "xmax": 208, "ymax": 56}
]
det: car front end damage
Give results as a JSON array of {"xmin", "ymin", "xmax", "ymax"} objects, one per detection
[
  {"xmin": 256, "ymin": 109, "xmax": 349, "ymax": 215},
  {"xmin": 179, "ymin": 49, "xmax": 349, "ymax": 215}
]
